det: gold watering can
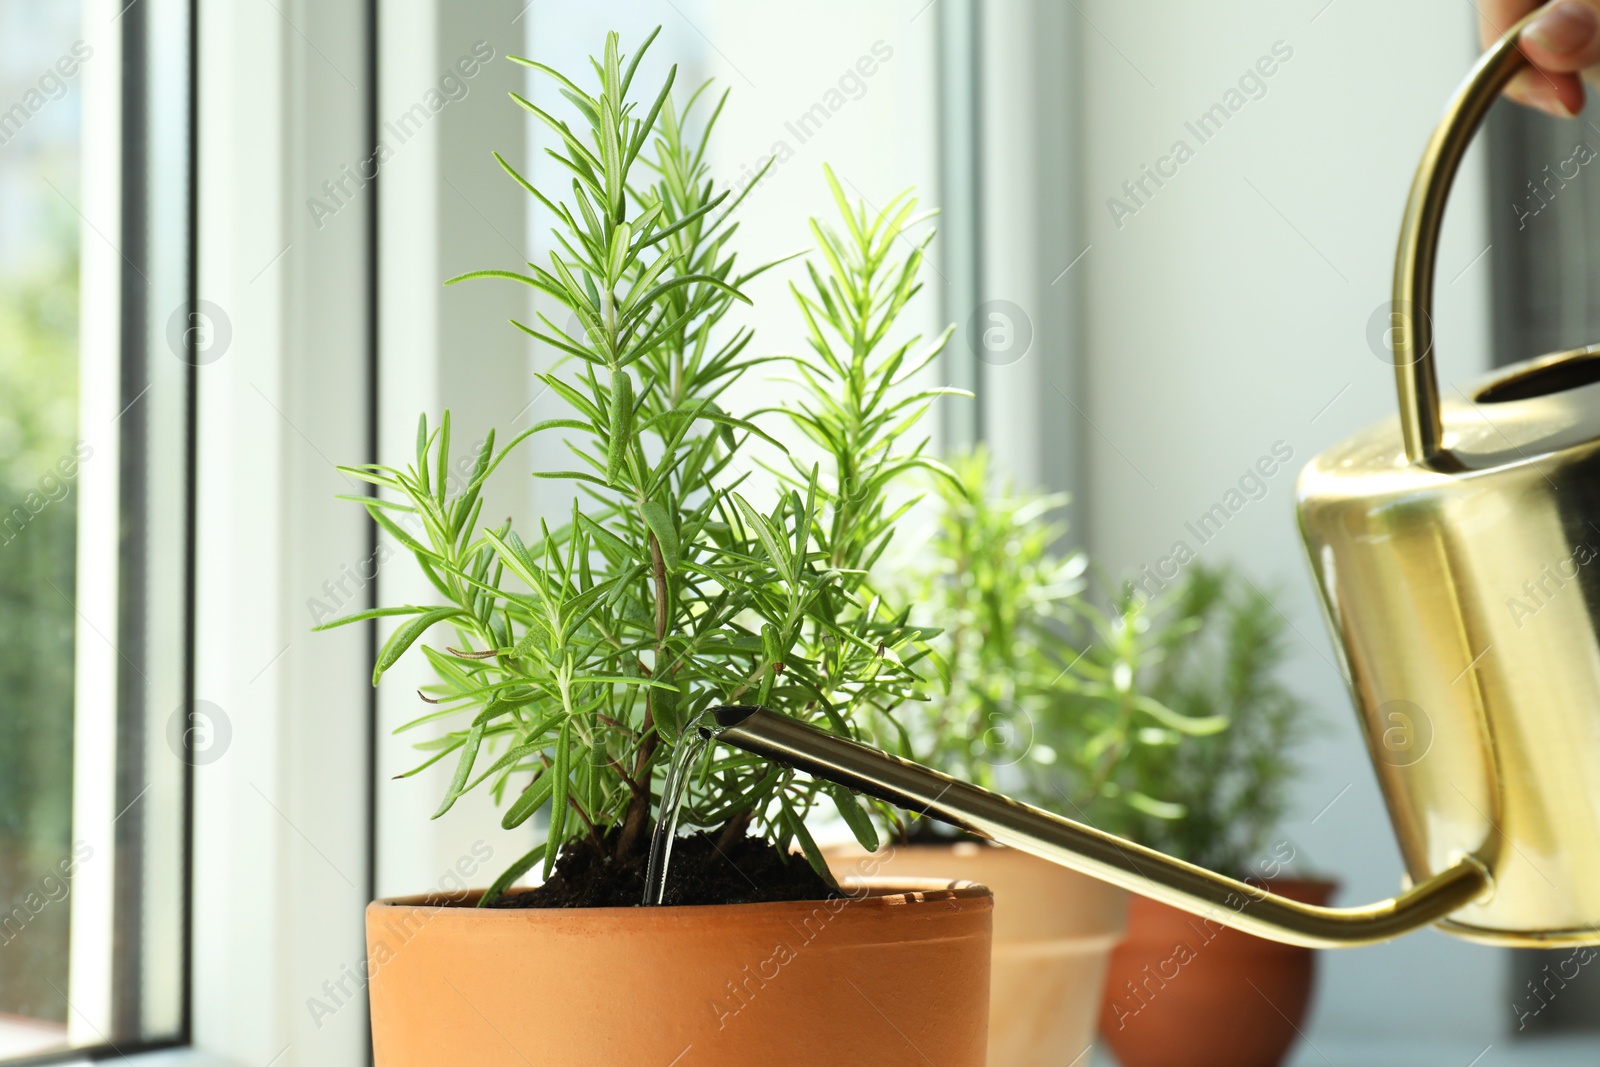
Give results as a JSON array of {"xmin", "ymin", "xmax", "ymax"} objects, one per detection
[{"xmin": 711, "ymin": 14, "xmax": 1600, "ymax": 950}]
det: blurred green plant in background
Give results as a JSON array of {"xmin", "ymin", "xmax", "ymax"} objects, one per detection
[
  {"xmin": 1101, "ymin": 568, "xmax": 1316, "ymax": 877},
  {"xmin": 877, "ymin": 449, "xmax": 1313, "ymax": 879}
]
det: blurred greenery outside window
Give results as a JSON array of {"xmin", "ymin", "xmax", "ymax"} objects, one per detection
[{"xmin": 0, "ymin": 0, "xmax": 82, "ymax": 1049}]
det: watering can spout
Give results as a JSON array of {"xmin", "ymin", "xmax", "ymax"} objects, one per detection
[{"xmin": 707, "ymin": 706, "xmax": 1491, "ymax": 949}]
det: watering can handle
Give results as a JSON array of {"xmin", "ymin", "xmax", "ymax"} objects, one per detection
[{"xmin": 1394, "ymin": 12, "xmax": 1541, "ymax": 465}]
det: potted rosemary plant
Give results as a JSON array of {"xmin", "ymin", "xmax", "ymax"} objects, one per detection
[
  {"xmin": 834, "ymin": 450, "xmax": 1227, "ymax": 1067},
  {"xmin": 318, "ymin": 30, "xmax": 992, "ymax": 1066},
  {"xmin": 1093, "ymin": 566, "xmax": 1329, "ymax": 1067}
]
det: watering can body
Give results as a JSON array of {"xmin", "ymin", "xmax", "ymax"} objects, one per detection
[{"xmin": 1300, "ymin": 361, "xmax": 1600, "ymax": 946}]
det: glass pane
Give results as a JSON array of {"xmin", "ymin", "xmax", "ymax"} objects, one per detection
[{"xmin": 0, "ymin": 0, "xmax": 85, "ymax": 1057}]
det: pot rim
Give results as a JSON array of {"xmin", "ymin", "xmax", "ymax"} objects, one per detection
[
  {"xmin": 837, "ymin": 844, "xmax": 1340, "ymax": 888},
  {"xmin": 370, "ymin": 876, "xmax": 992, "ymax": 919}
]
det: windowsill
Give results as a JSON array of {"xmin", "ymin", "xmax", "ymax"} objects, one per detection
[
  {"xmin": 49, "ymin": 1050, "xmax": 232, "ymax": 1067},
  {"xmin": 1283, "ymin": 1038, "xmax": 1600, "ymax": 1067},
  {"xmin": 0, "ymin": 1015, "xmax": 65, "ymax": 1060},
  {"xmin": 1088, "ymin": 1036, "xmax": 1600, "ymax": 1067}
]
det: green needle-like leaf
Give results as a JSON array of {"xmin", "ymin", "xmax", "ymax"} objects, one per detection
[
  {"xmin": 640, "ymin": 499, "xmax": 679, "ymax": 570},
  {"xmin": 374, "ymin": 609, "xmax": 464, "ymax": 686}
]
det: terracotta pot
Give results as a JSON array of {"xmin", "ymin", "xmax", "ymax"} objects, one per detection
[
  {"xmin": 1098, "ymin": 879, "xmax": 1338, "ymax": 1067},
  {"xmin": 366, "ymin": 876, "xmax": 992, "ymax": 1067},
  {"xmin": 829, "ymin": 843, "xmax": 1127, "ymax": 1067}
]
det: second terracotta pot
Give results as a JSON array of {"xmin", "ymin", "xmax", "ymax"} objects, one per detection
[
  {"xmin": 1098, "ymin": 879, "xmax": 1337, "ymax": 1067},
  {"xmin": 830, "ymin": 842, "xmax": 1128, "ymax": 1067},
  {"xmin": 367, "ymin": 873, "xmax": 992, "ymax": 1067}
]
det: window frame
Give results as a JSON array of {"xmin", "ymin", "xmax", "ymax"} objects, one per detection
[{"xmin": 184, "ymin": 0, "xmax": 377, "ymax": 1062}]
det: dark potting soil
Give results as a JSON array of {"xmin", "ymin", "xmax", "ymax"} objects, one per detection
[{"xmin": 487, "ymin": 829, "xmax": 837, "ymax": 909}]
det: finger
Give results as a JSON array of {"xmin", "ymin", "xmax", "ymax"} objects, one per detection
[
  {"xmin": 1482, "ymin": 0, "xmax": 1544, "ymax": 47},
  {"xmin": 1506, "ymin": 65, "xmax": 1586, "ymax": 115},
  {"xmin": 1521, "ymin": 0, "xmax": 1600, "ymax": 71},
  {"xmin": 1482, "ymin": 2, "xmax": 1590, "ymax": 116}
]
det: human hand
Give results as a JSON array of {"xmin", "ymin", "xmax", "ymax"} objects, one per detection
[{"xmin": 1483, "ymin": 0, "xmax": 1600, "ymax": 116}]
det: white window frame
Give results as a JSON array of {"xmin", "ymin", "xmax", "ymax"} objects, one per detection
[
  {"xmin": 189, "ymin": 1, "xmax": 532, "ymax": 1063},
  {"xmin": 67, "ymin": 0, "xmax": 128, "ymax": 1043},
  {"xmin": 371, "ymin": 0, "xmax": 536, "ymax": 901},
  {"xmin": 62, "ymin": 0, "xmax": 193, "ymax": 1056},
  {"xmin": 184, "ymin": 0, "xmax": 376, "ymax": 1063}
]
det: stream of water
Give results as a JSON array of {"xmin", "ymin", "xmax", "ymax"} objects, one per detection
[{"xmin": 640, "ymin": 719, "xmax": 712, "ymax": 906}]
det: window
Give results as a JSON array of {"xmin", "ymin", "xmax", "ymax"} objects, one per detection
[{"xmin": 0, "ymin": 0, "xmax": 193, "ymax": 1059}]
